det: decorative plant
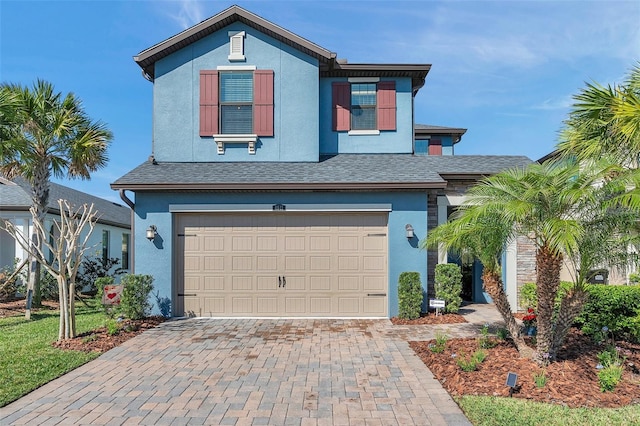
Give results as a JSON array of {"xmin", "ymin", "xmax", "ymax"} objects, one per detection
[
  {"xmin": 522, "ymin": 308, "xmax": 537, "ymax": 328},
  {"xmin": 119, "ymin": 274, "xmax": 154, "ymax": 320},
  {"xmin": 398, "ymin": 272, "xmax": 423, "ymax": 320},
  {"xmin": 434, "ymin": 263, "xmax": 463, "ymax": 314},
  {"xmin": 533, "ymin": 370, "xmax": 548, "ymax": 388},
  {"xmin": 457, "ymin": 349, "xmax": 487, "ymax": 372},
  {"xmin": 478, "ymin": 324, "xmax": 497, "ymax": 349},
  {"xmin": 429, "ymin": 332, "xmax": 448, "ymax": 353}
]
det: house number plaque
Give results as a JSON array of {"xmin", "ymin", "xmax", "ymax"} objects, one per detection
[{"xmin": 272, "ymin": 203, "xmax": 286, "ymax": 211}]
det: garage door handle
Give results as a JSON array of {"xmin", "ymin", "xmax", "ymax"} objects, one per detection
[
  {"xmin": 367, "ymin": 293, "xmax": 386, "ymax": 297},
  {"xmin": 282, "ymin": 277, "xmax": 286, "ymax": 288},
  {"xmin": 278, "ymin": 276, "xmax": 282, "ymax": 288}
]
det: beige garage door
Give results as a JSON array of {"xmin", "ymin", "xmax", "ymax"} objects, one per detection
[{"xmin": 175, "ymin": 213, "xmax": 388, "ymax": 317}]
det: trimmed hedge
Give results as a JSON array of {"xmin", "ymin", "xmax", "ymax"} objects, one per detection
[
  {"xmin": 398, "ymin": 272, "xmax": 423, "ymax": 320},
  {"xmin": 575, "ymin": 284, "xmax": 640, "ymax": 343},
  {"xmin": 435, "ymin": 263, "xmax": 463, "ymax": 314},
  {"xmin": 120, "ymin": 274, "xmax": 154, "ymax": 320}
]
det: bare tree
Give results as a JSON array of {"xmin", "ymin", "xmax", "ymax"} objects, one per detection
[{"xmin": 3, "ymin": 200, "xmax": 99, "ymax": 340}]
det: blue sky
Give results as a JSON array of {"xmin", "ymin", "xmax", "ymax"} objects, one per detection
[{"xmin": 1, "ymin": 0, "xmax": 639, "ymax": 203}]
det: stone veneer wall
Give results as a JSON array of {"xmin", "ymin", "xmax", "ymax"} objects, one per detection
[
  {"xmin": 426, "ymin": 192, "xmax": 439, "ymax": 297},
  {"xmin": 516, "ymin": 235, "xmax": 537, "ymax": 310}
]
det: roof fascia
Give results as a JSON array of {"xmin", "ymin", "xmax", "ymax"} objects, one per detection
[
  {"xmin": 322, "ymin": 63, "xmax": 431, "ymax": 93},
  {"xmin": 110, "ymin": 182, "xmax": 447, "ymax": 191}
]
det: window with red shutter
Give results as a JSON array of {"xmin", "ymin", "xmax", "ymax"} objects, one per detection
[
  {"xmin": 199, "ymin": 70, "xmax": 219, "ymax": 136},
  {"xmin": 332, "ymin": 80, "xmax": 396, "ymax": 132}
]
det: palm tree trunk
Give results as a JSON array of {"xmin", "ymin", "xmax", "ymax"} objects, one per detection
[
  {"xmin": 535, "ymin": 244, "xmax": 563, "ymax": 363},
  {"xmin": 26, "ymin": 165, "xmax": 50, "ymax": 313},
  {"xmin": 550, "ymin": 289, "xmax": 588, "ymax": 356},
  {"xmin": 482, "ymin": 270, "xmax": 534, "ymax": 358}
]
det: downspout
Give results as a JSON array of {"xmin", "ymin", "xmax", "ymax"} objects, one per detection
[{"xmin": 119, "ymin": 189, "xmax": 135, "ymax": 273}]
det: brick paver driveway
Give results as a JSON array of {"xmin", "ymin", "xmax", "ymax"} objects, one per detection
[{"xmin": 1, "ymin": 319, "xmax": 471, "ymax": 425}]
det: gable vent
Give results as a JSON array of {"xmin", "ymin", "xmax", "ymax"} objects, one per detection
[{"xmin": 228, "ymin": 31, "xmax": 245, "ymax": 61}]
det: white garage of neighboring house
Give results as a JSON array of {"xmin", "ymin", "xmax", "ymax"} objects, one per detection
[{"xmin": 0, "ymin": 176, "xmax": 132, "ymax": 281}]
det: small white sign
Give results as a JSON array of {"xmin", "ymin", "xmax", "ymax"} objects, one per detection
[{"xmin": 429, "ymin": 298, "xmax": 446, "ymax": 308}]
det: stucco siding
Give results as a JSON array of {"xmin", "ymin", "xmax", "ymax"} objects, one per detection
[
  {"xmin": 319, "ymin": 77, "xmax": 414, "ymax": 155},
  {"xmin": 134, "ymin": 191, "xmax": 429, "ymax": 317},
  {"xmin": 153, "ymin": 22, "xmax": 320, "ymax": 163}
]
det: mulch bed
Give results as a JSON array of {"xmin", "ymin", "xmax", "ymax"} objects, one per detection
[
  {"xmin": 410, "ymin": 330, "xmax": 640, "ymax": 408},
  {"xmin": 390, "ymin": 312, "xmax": 467, "ymax": 325},
  {"xmin": 0, "ymin": 297, "xmax": 59, "ymax": 318},
  {"xmin": 52, "ymin": 317, "xmax": 166, "ymax": 353}
]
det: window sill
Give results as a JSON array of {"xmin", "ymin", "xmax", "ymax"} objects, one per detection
[
  {"xmin": 213, "ymin": 134, "xmax": 258, "ymax": 154},
  {"xmin": 348, "ymin": 130, "xmax": 380, "ymax": 136}
]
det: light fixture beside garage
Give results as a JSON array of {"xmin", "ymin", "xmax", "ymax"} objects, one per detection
[
  {"xmin": 146, "ymin": 225, "xmax": 157, "ymax": 241},
  {"xmin": 405, "ymin": 224, "xmax": 414, "ymax": 239}
]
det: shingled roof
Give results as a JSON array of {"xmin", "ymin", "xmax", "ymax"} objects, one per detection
[
  {"xmin": 1, "ymin": 177, "xmax": 130, "ymax": 228},
  {"xmin": 111, "ymin": 154, "xmax": 532, "ymax": 192}
]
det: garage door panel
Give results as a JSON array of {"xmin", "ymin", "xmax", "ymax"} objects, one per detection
[
  {"xmin": 204, "ymin": 256, "xmax": 224, "ymax": 271},
  {"xmin": 232, "ymin": 256, "xmax": 252, "ymax": 271},
  {"xmin": 363, "ymin": 276, "xmax": 386, "ymax": 291},
  {"xmin": 338, "ymin": 276, "xmax": 359, "ymax": 291},
  {"xmin": 256, "ymin": 256, "xmax": 277, "ymax": 271},
  {"xmin": 310, "ymin": 276, "xmax": 331, "ymax": 291},
  {"xmin": 232, "ymin": 297, "xmax": 253, "ymax": 313},
  {"xmin": 204, "ymin": 276, "xmax": 224, "ymax": 291},
  {"xmin": 176, "ymin": 213, "xmax": 388, "ymax": 317},
  {"xmin": 363, "ymin": 256, "xmax": 385, "ymax": 271},
  {"xmin": 232, "ymin": 276, "xmax": 252, "ymax": 291}
]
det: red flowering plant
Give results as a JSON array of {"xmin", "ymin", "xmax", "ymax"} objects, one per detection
[{"xmin": 522, "ymin": 308, "xmax": 537, "ymax": 327}]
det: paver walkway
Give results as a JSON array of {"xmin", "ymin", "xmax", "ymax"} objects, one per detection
[{"xmin": 1, "ymin": 304, "xmax": 503, "ymax": 425}]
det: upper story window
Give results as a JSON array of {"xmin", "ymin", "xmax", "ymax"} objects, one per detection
[
  {"xmin": 220, "ymin": 72, "xmax": 253, "ymax": 134},
  {"xmin": 199, "ymin": 68, "xmax": 273, "ymax": 137},
  {"xmin": 351, "ymin": 83, "xmax": 377, "ymax": 130},
  {"xmin": 332, "ymin": 79, "xmax": 396, "ymax": 134}
]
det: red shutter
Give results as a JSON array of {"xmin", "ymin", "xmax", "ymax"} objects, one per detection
[
  {"xmin": 199, "ymin": 70, "xmax": 219, "ymax": 136},
  {"xmin": 332, "ymin": 82, "xmax": 351, "ymax": 131},
  {"xmin": 377, "ymin": 81, "xmax": 396, "ymax": 130},
  {"xmin": 253, "ymin": 70, "xmax": 274, "ymax": 136},
  {"xmin": 429, "ymin": 139, "xmax": 442, "ymax": 156}
]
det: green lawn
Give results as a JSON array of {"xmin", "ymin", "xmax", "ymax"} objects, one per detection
[
  {"xmin": 457, "ymin": 395, "xmax": 640, "ymax": 426},
  {"xmin": 0, "ymin": 302, "xmax": 105, "ymax": 407}
]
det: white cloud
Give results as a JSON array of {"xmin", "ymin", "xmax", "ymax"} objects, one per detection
[
  {"xmin": 531, "ymin": 95, "xmax": 574, "ymax": 111},
  {"xmin": 166, "ymin": 0, "xmax": 205, "ymax": 30}
]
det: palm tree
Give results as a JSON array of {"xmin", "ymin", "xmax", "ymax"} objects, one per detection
[
  {"xmin": 425, "ymin": 208, "xmax": 534, "ymax": 358},
  {"xmin": 428, "ymin": 159, "xmax": 638, "ymax": 364},
  {"xmin": 558, "ymin": 64, "xmax": 640, "ymax": 166},
  {"xmin": 0, "ymin": 80, "xmax": 112, "ymax": 315}
]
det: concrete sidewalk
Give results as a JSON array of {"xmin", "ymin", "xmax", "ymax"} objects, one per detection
[{"xmin": 0, "ymin": 305, "xmax": 502, "ymax": 425}]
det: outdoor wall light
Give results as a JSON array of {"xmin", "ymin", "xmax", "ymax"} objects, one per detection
[
  {"xmin": 405, "ymin": 224, "xmax": 414, "ymax": 239},
  {"xmin": 146, "ymin": 225, "xmax": 157, "ymax": 241}
]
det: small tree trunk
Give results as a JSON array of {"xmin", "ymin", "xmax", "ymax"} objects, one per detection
[
  {"xmin": 482, "ymin": 270, "xmax": 534, "ymax": 359},
  {"xmin": 535, "ymin": 245, "xmax": 563, "ymax": 363},
  {"xmin": 68, "ymin": 280, "xmax": 76, "ymax": 338},
  {"xmin": 549, "ymin": 289, "xmax": 588, "ymax": 356},
  {"xmin": 58, "ymin": 275, "xmax": 67, "ymax": 341}
]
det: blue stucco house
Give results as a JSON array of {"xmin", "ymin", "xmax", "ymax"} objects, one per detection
[{"xmin": 112, "ymin": 6, "xmax": 533, "ymax": 317}]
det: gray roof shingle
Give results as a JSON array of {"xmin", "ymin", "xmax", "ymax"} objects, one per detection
[
  {"xmin": 111, "ymin": 154, "xmax": 532, "ymax": 191},
  {"xmin": 1, "ymin": 178, "xmax": 130, "ymax": 228}
]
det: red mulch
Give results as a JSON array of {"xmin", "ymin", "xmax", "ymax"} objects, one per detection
[
  {"xmin": 390, "ymin": 312, "xmax": 467, "ymax": 325},
  {"xmin": 410, "ymin": 330, "xmax": 640, "ymax": 408},
  {"xmin": 52, "ymin": 317, "xmax": 165, "ymax": 353},
  {"xmin": 1, "ymin": 297, "xmax": 165, "ymax": 353}
]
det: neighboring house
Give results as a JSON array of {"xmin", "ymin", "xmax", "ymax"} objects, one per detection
[
  {"xmin": 537, "ymin": 151, "xmax": 636, "ymax": 286},
  {"xmin": 111, "ymin": 5, "xmax": 533, "ymax": 318},
  {"xmin": 0, "ymin": 176, "xmax": 132, "ymax": 275}
]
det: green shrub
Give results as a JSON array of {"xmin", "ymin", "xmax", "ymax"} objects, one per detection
[
  {"xmin": 496, "ymin": 328, "xmax": 509, "ymax": 340},
  {"xmin": 519, "ymin": 282, "xmax": 537, "ymax": 310},
  {"xmin": 434, "ymin": 263, "xmax": 462, "ymax": 314},
  {"xmin": 533, "ymin": 370, "xmax": 548, "ymax": 388},
  {"xmin": 478, "ymin": 324, "xmax": 497, "ymax": 349},
  {"xmin": 575, "ymin": 285, "xmax": 640, "ymax": 343},
  {"xmin": 457, "ymin": 349, "xmax": 487, "ymax": 372},
  {"xmin": 629, "ymin": 272, "xmax": 640, "ymax": 285},
  {"xmin": 398, "ymin": 272, "xmax": 423, "ymax": 320},
  {"xmin": 119, "ymin": 274, "xmax": 154, "ymax": 320},
  {"xmin": 429, "ymin": 332, "xmax": 448, "ymax": 353},
  {"xmin": 517, "ymin": 281, "xmax": 573, "ymax": 312},
  {"xmin": 105, "ymin": 319, "xmax": 119, "ymax": 336},
  {"xmin": 598, "ymin": 365, "xmax": 623, "ymax": 392}
]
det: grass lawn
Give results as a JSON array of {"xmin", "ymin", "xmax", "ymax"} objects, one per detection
[
  {"xmin": 0, "ymin": 301, "xmax": 106, "ymax": 407},
  {"xmin": 458, "ymin": 395, "xmax": 640, "ymax": 425}
]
